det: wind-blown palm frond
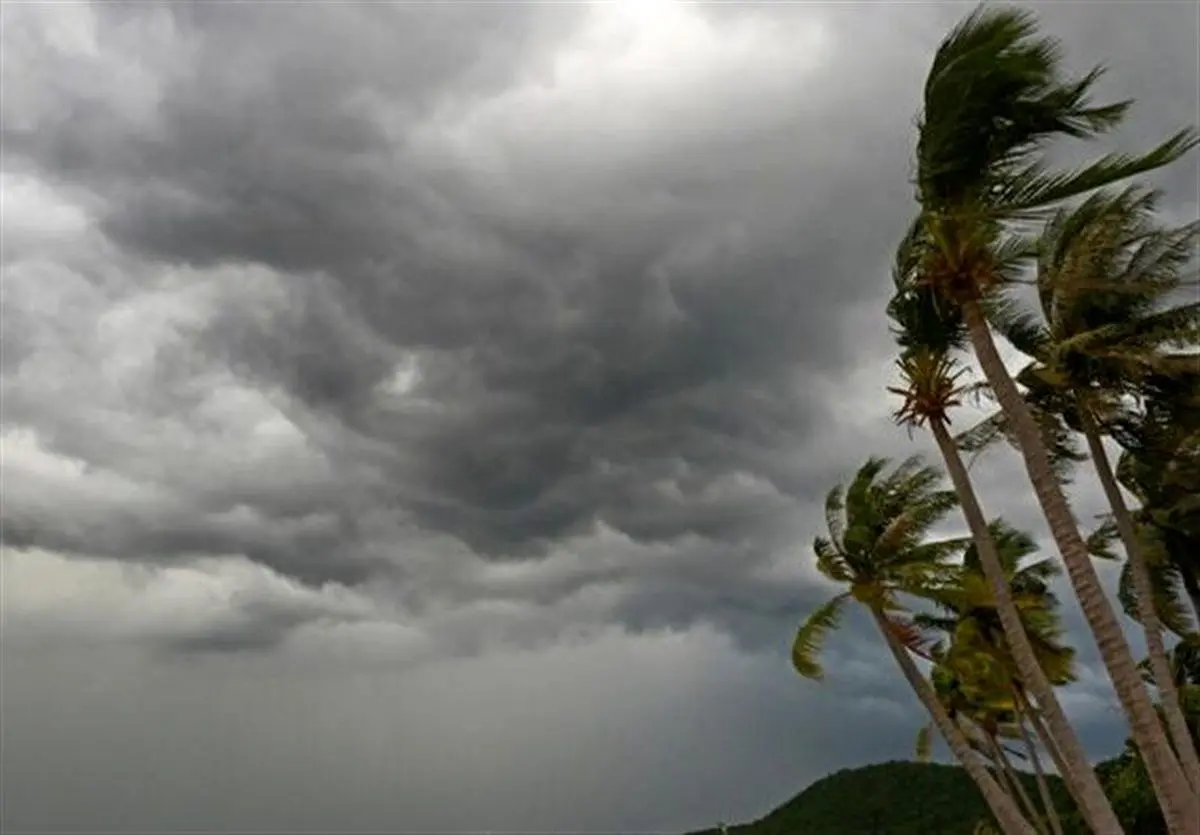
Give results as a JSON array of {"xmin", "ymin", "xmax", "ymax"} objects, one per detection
[
  {"xmin": 954, "ymin": 399, "xmax": 1085, "ymax": 480},
  {"xmin": 793, "ymin": 457, "xmax": 968, "ymax": 683},
  {"xmin": 824, "ymin": 484, "xmax": 847, "ymax": 551},
  {"xmin": 918, "ymin": 5, "xmax": 1135, "ymax": 212},
  {"xmin": 987, "ymin": 291, "xmax": 1052, "ymax": 357},
  {"xmin": 1011, "ymin": 184, "xmax": 1199, "ymax": 405},
  {"xmin": 1085, "ymin": 517, "xmax": 1121, "ymax": 561},
  {"xmin": 996, "ymin": 131, "xmax": 1199, "ymax": 217},
  {"xmin": 921, "ymin": 517, "xmax": 1077, "ymax": 692},
  {"xmin": 918, "ymin": 3, "xmax": 1197, "ymax": 222},
  {"xmin": 1118, "ymin": 555, "xmax": 1196, "ymax": 639},
  {"xmin": 792, "ymin": 594, "xmax": 851, "ymax": 681}
]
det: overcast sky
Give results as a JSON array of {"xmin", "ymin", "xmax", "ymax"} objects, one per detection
[{"xmin": 1, "ymin": 2, "xmax": 1197, "ymax": 833}]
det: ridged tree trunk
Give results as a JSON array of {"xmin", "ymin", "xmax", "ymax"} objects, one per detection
[
  {"xmin": 1025, "ymin": 700, "xmax": 1082, "ymax": 794},
  {"xmin": 870, "ymin": 606, "xmax": 1038, "ymax": 835},
  {"xmin": 1016, "ymin": 707, "xmax": 1065, "ymax": 835},
  {"xmin": 1079, "ymin": 406, "xmax": 1200, "ymax": 793},
  {"xmin": 961, "ymin": 299, "xmax": 1197, "ymax": 834},
  {"xmin": 930, "ymin": 418, "xmax": 1125, "ymax": 834}
]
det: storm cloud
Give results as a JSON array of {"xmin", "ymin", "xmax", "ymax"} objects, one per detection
[{"xmin": 2, "ymin": 1, "xmax": 1196, "ymax": 832}]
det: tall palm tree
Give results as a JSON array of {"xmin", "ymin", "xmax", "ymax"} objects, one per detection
[
  {"xmin": 914, "ymin": 6, "xmax": 1199, "ymax": 828},
  {"xmin": 985, "ymin": 185, "xmax": 1200, "ymax": 790},
  {"xmin": 792, "ymin": 456, "xmax": 1038, "ymax": 835},
  {"xmin": 886, "ymin": 223, "xmax": 1124, "ymax": 833},
  {"xmin": 913, "ymin": 520, "xmax": 1077, "ymax": 835},
  {"xmin": 918, "ymin": 659, "xmax": 1048, "ymax": 829}
]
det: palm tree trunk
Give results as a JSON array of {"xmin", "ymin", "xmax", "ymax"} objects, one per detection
[
  {"xmin": 1016, "ymin": 709, "xmax": 1064, "ymax": 835},
  {"xmin": 987, "ymin": 731, "xmax": 1047, "ymax": 834},
  {"xmin": 1078, "ymin": 406, "xmax": 1200, "ymax": 793},
  {"xmin": 930, "ymin": 418, "xmax": 1125, "ymax": 834},
  {"xmin": 962, "ymin": 299, "xmax": 1197, "ymax": 833},
  {"xmin": 1025, "ymin": 699, "xmax": 1076, "ymax": 795},
  {"xmin": 869, "ymin": 606, "xmax": 1038, "ymax": 835}
]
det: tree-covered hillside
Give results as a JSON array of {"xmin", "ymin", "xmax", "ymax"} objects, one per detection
[{"xmin": 685, "ymin": 760, "xmax": 1075, "ymax": 835}]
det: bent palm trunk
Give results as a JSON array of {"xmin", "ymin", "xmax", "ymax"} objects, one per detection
[
  {"xmin": 989, "ymin": 732, "xmax": 1046, "ymax": 834},
  {"xmin": 1079, "ymin": 407, "xmax": 1200, "ymax": 793},
  {"xmin": 962, "ymin": 299, "xmax": 1197, "ymax": 834},
  {"xmin": 931, "ymin": 419, "xmax": 1125, "ymax": 834},
  {"xmin": 1017, "ymin": 708, "xmax": 1064, "ymax": 835},
  {"xmin": 870, "ymin": 606, "xmax": 1037, "ymax": 835},
  {"xmin": 1025, "ymin": 699, "xmax": 1077, "ymax": 805}
]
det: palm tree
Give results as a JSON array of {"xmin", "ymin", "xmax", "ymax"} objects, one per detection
[
  {"xmin": 913, "ymin": 6, "xmax": 1198, "ymax": 828},
  {"xmin": 791, "ymin": 456, "xmax": 1038, "ymax": 835},
  {"xmin": 886, "ymin": 223, "xmax": 1124, "ymax": 833},
  {"xmin": 915, "ymin": 521, "xmax": 1076, "ymax": 835},
  {"xmin": 915, "ymin": 659, "xmax": 1040, "ymax": 819},
  {"xmin": 1115, "ymin": 369, "xmax": 1200, "ymax": 625},
  {"xmin": 984, "ymin": 185, "xmax": 1200, "ymax": 790}
]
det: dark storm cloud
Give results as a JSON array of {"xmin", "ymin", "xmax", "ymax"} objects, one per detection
[
  {"xmin": 2, "ymin": 0, "xmax": 1196, "ymax": 766},
  {"xmin": 5, "ymin": 0, "xmax": 1198, "ymax": 658},
  {"xmin": 155, "ymin": 592, "xmax": 364, "ymax": 656},
  {"xmin": 1, "ymin": 0, "xmax": 937, "ymax": 619},
  {"xmin": 4, "ymin": 4, "xmax": 1197, "ymax": 833}
]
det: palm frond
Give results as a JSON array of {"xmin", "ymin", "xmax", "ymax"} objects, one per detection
[
  {"xmin": 1118, "ymin": 558, "xmax": 1196, "ymax": 639},
  {"xmin": 917, "ymin": 5, "xmax": 1134, "ymax": 209},
  {"xmin": 996, "ymin": 130, "xmax": 1199, "ymax": 217},
  {"xmin": 878, "ymin": 491, "xmax": 963, "ymax": 558},
  {"xmin": 845, "ymin": 457, "xmax": 892, "ymax": 524},
  {"xmin": 884, "ymin": 613, "xmax": 938, "ymax": 660},
  {"xmin": 792, "ymin": 594, "xmax": 851, "ymax": 681},
  {"xmin": 813, "ymin": 536, "xmax": 853, "ymax": 583},
  {"xmin": 986, "ymin": 291, "xmax": 1051, "ymax": 358},
  {"xmin": 955, "ymin": 412, "xmax": 1007, "ymax": 466},
  {"xmin": 1086, "ymin": 517, "xmax": 1121, "ymax": 561},
  {"xmin": 955, "ymin": 400, "xmax": 1084, "ymax": 478},
  {"xmin": 824, "ymin": 484, "xmax": 847, "ymax": 548}
]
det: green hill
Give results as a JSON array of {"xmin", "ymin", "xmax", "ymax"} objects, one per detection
[{"xmin": 686, "ymin": 760, "xmax": 1075, "ymax": 835}]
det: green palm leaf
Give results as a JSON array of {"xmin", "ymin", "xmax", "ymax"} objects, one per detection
[{"xmin": 792, "ymin": 594, "xmax": 851, "ymax": 681}]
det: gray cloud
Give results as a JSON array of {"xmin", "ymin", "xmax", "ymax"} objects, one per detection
[
  {"xmin": 2, "ymin": 1, "xmax": 940, "ymax": 618},
  {"xmin": 1, "ymin": 1, "xmax": 1196, "ymax": 831}
]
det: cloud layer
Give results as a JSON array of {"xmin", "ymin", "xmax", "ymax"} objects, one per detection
[{"xmin": 2, "ymin": 1, "xmax": 1195, "ymax": 831}]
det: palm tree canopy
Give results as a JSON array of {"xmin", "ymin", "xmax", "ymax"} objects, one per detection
[
  {"xmin": 792, "ymin": 456, "xmax": 967, "ymax": 680},
  {"xmin": 917, "ymin": 520, "xmax": 1076, "ymax": 688},
  {"xmin": 888, "ymin": 216, "xmax": 969, "ymax": 358},
  {"xmin": 1107, "ymin": 369, "xmax": 1200, "ymax": 634},
  {"xmin": 951, "ymin": 184, "xmax": 1199, "ymax": 491},
  {"xmin": 1116, "ymin": 557, "xmax": 1196, "ymax": 639},
  {"xmin": 1115, "ymin": 369, "xmax": 1200, "ymax": 534},
  {"xmin": 917, "ymin": 5, "xmax": 1197, "ymax": 219},
  {"xmin": 885, "ymin": 217, "xmax": 987, "ymax": 431},
  {"xmin": 991, "ymin": 185, "xmax": 1200, "ymax": 407}
]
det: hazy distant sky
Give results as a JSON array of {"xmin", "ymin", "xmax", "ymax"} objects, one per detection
[{"xmin": 2, "ymin": 2, "xmax": 1197, "ymax": 832}]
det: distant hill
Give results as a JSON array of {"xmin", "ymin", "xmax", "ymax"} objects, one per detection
[{"xmin": 685, "ymin": 760, "xmax": 1075, "ymax": 835}]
